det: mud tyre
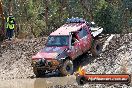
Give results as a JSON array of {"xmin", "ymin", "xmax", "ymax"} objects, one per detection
[
  {"xmin": 76, "ymin": 76, "xmax": 86, "ymax": 85},
  {"xmin": 59, "ymin": 59, "xmax": 73, "ymax": 76},
  {"xmin": 91, "ymin": 40, "xmax": 102, "ymax": 57},
  {"xmin": 33, "ymin": 67, "xmax": 45, "ymax": 77}
]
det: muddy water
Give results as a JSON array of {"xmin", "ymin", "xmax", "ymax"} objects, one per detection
[{"xmin": 0, "ymin": 75, "xmax": 77, "ymax": 88}]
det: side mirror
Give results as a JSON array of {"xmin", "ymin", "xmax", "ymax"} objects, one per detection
[
  {"xmin": 74, "ymin": 39, "xmax": 79, "ymax": 44},
  {"xmin": 72, "ymin": 39, "xmax": 79, "ymax": 45}
]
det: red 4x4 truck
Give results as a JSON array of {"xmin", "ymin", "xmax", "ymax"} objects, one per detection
[{"xmin": 31, "ymin": 18, "xmax": 103, "ymax": 77}]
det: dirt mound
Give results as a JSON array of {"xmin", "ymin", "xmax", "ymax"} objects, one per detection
[
  {"xmin": 0, "ymin": 37, "xmax": 47, "ymax": 80},
  {"xmin": 0, "ymin": 33, "xmax": 131, "ymax": 88},
  {"xmin": 81, "ymin": 33, "xmax": 132, "ymax": 87},
  {"xmin": 84, "ymin": 33, "xmax": 132, "ymax": 74}
]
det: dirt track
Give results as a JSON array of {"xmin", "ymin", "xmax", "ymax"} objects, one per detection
[
  {"xmin": 0, "ymin": 33, "xmax": 132, "ymax": 88},
  {"xmin": 0, "ymin": 37, "xmax": 48, "ymax": 79}
]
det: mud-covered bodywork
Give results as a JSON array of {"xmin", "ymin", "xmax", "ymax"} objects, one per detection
[
  {"xmin": 31, "ymin": 18, "xmax": 103, "ymax": 75},
  {"xmin": 32, "ymin": 35, "xmax": 70, "ymax": 70},
  {"xmin": 33, "ymin": 46, "xmax": 68, "ymax": 59},
  {"xmin": 32, "ymin": 46, "xmax": 69, "ymax": 70}
]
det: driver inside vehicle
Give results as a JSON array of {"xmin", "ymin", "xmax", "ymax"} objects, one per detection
[{"xmin": 71, "ymin": 33, "xmax": 79, "ymax": 45}]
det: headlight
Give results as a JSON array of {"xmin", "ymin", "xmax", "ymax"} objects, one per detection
[
  {"xmin": 32, "ymin": 58, "xmax": 44, "ymax": 64},
  {"xmin": 31, "ymin": 60, "xmax": 37, "ymax": 65},
  {"xmin": 50, "ymin": 60, "xmax": 60, "ymax": 65}
]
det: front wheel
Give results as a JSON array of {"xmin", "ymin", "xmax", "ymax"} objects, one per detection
[
  {"xmin": 33, "ymin": 67, "xmax": 45, "ymax": 77},
  {"xmin": 59, "ymin": 59, "xmax": 73, "ymax": 76},
  {"xmin": 76, "ymin": 76, "xmax": 86, "ymax": 85}
]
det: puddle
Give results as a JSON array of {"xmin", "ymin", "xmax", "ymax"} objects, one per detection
[{"xmin": 0, "ymin": 75, "xmax": 77, "ymax": 88}]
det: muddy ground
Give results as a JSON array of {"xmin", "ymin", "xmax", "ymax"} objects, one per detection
[{"xmin": 0, "ymin": 33, "xmax": 131, "ymax": 88}]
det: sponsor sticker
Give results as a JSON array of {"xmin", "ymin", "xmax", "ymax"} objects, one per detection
[{"xmin": 76, "ymin": 67, "xmax": 131, "ymax": 85}]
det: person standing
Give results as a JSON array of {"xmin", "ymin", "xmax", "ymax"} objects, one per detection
[{"xmin": 6, "ymin": 15, "xmax": 15, "ymax": 40}]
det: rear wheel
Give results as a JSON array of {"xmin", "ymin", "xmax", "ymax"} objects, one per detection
[
  {"xmin": 33, "ymin": 67, "xmax": 45, "ymax": 77},
  {"xmin": 90, "ymin": 40, "xmax": 102, "ymax": 57},
  {"xmin": 59, "ymin": 59, "xmax": 73, "ymax": 76}
]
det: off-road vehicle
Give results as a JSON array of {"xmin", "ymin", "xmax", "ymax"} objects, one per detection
[{"xmin": 31, "ymin": 18, "xmax": 103, "ymax": 77}]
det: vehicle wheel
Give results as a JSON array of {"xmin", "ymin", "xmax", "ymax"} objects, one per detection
[
  {"xmin": 76, "ymin": 76, "xmax": 86, "ymax": 85},
  {"xmin": 33, "ymin": 67, "xmax": 45, "ymax": 77},
  {"xmin": 90, "ymin": 40, "xmax": 102, "ymax": 57},
  {"xmin": 59, "ymin": 59, "xmax": 73, "ymax": 76}
]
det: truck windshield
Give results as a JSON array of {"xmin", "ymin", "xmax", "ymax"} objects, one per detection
[{"xmin": 46, "ymin": 36, "xmax": 69, "ymax": 46}]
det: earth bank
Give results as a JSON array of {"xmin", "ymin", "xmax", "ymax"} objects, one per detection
[{"xmin": 0, "ymin": 33, "xmax": 131, "ymax": 88}]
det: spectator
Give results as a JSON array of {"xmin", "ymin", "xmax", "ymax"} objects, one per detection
[{"xmin": 6, "ymin": 15, "xmax": 15, "ymax": 40}]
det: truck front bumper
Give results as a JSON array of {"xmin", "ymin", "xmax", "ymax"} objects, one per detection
[{"xmin": 31, "ymin": 59, "xmax": 60, "ymax": 70}]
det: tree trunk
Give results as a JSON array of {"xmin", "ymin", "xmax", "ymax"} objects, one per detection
[
  {"xmin": 45, "ymin": 0, "xmax": 48, "ymax": 30},
  {"xmin": 0, "ymin": 0, "xmax": 5, "ymax": 35},
  {"xmin": 9, "ymin": 0, "xmax": 13, "ymax": 15},
  {"xmin": 80, "ymin": 0, "xmax": 93, "ymax": 21}
]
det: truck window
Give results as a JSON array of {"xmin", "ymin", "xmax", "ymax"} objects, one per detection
[
  {"xmin": 78, "ymin": 28, "xmax": 88, "ymax": 39},
  {"xmin": 46, "ymin": 36, "xmax": 69, "ymax": 46}
]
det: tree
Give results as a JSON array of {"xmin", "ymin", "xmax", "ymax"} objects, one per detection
[
  {"xmin": 1, "ymin": 0, "xmax": 131, "ymax": 38},
  {"xmin": 94, "ymin": 0, "xmax": 122, "ymax": 33}
]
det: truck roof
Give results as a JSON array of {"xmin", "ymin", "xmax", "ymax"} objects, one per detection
[{"xmin": 50, "ymin": 23, "xmax": 86, "ymax": 36}]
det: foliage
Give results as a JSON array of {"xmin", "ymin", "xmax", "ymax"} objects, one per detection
[
  {"xmin": 1, "ymin": 0, "xmax": 132, "ymax": 38},
  {"xmin": 94, "ymin": 1, "xmax": 123, "ymax": 33}
]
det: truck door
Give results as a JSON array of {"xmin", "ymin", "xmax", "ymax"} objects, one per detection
[
  {"xmin": 69, "ymin": 32, "xmax": 83, "ymax": 60},
  {"xmin": 78, "ymin": 27, "xmax": 92, "ymax": 53},
  {"xmin": 84, "ymin": 26, "xmax": 92, "ymax": 50}
]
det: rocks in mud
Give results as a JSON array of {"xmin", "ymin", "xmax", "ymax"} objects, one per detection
[
  {"xmin": 76, "ymin": 34, "xmax": 132, "ymax": 74},
  {"xmin": 0, "ymin": 33, "xmax": 131, "ymax": 88},
  {"xmin": 0, "ymin": 37, "xmax": 47, "ymax": 80},
  {"xmin": 82, "ymin": 33, "xmax": 132, "ymax": 87}
]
